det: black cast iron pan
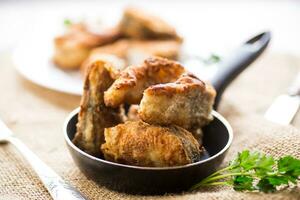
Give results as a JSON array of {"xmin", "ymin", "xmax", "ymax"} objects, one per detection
[{"xmin": 63, "ymin": 32, "xmax": 271, "ymax": 195}]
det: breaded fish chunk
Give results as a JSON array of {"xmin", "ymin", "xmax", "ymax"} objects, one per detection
[
  {"xmin": 53, "ymin": 23, "xmax": 120, "ymax": 69},
  {"xmin": 83, "ymin": 39, "xmax": 181, "ymax": 70},
  {"xmin": 127, "ymin": 40, "xmax": 181, "ymax": 65},
  {"xmin": 119, "ymin": 7, "xmax": 182, "ymax": 41},
  {"xmin": 127, "ymin": 104, "xmax": 140, "ymax": 121},
  {"xmin": 80, "ymin": 40, "xmax": 130, "ymax": 76},
  {"xmin": 80, "ymin": 53, "xmax": 126, "ymax": 77},
  {"xmin": 104, "ymin": 57, "xmax": 185, "ymax": 107},
  {"xmin": 139, "ymin": 73, "xmax": 216, "ymax": 129},
  {"xmin": 101, "ymin": 121, "xmax": 201, "ymax": 167},
  {"xmin": 73, "ymin": 60, "xmax": 123, "ymax": 156},
  {"xmin": 88, "ymin": 39, "xmax": 131, "ymax": 60}
]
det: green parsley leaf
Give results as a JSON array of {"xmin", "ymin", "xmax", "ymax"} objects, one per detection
[
  {"xmin": 267, "ymin": 175, "xmax": 289, "ymax": 186},
  {"xmin": 64, "ymin": 19, "xmax": 72, "ymax": 26},
  {"xmin": 257, "ymin": 178, "xmax": 276, "ymax": 193},
  {"xmin": 278, "ymin": 156, "xmax": 300, "ymax": 177},
  {"xmin": 202, "ymin": 54, "xmax": 221, "ymax": 65},
  {"xmin": 255, "ymin": 154, "xmax": 275, "ymax": 176},
  {"xmin": 233, "ymin": 175, "xmax": 254, "ymax": 191},
  {"xmin": 238, "ymin": 150, "xmax": 260, "ymax": 171}
]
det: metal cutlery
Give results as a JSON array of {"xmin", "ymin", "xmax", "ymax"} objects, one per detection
[
  {"xmin": 0, "ymin": 119, "xmax": 87, "ymax": 200},
  {"xmin": 264, "ymin": 72, "xmax": 300, "ymax": 125}
]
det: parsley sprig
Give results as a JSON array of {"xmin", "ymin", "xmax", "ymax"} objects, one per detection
[{"xmin": 191, "ymin": 150, "xmax": 300, "ymax": 193}]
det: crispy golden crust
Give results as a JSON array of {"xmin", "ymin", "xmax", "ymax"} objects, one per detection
[
  {"xmin": 119, "ymin": 7, "xmax": 182, "ymax": 41},
  {"xmin": 104, "ymin": 57, "xmax": 185, "ymax": 107},
  {"xmin": 127, "ymin": 104, "xmax": 140, "ymax": 121},
  {"xmin": 80, "ymin": 40, "xmax": 130, "ymax": 76},
  {"xmin": 80, "ymin": 53, "xmax": 126, "ymax": 78},
  {"xmin": 53, "ymin": 23, "xmax": 120, "ymax": 69},
  {"xmin": 73, "ymin": 60, "xmax": 123, "ymax": 156},
  {"xmin": 139, "ymin": 73, "xmax": 216, "ymax": 130},
  {"xmin": 101, "ymin": 121, "xmax": 201, "ymax": 167}
]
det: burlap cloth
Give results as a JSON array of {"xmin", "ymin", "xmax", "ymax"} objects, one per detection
[{"xmin": 0, "ymin": 51, "xmax": 300, "ymax": 200}]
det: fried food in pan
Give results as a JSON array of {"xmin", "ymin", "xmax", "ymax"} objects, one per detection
[
  {"xmin": 119, "ymin": 7, "xmax": 182, "ymax": 41},
  {"xmin": 139, "ymin": 73, "xmax": 216, "ymax": 130},
  {"xmin": 73, "ymin": 60, "xmax": 123, "ymax": 156},
  {"xmin": 101, "ymin": 121, "xmax": 202, "ymax": 167},
  {"xmin": 104, "ymin": 57, "xmax": 185, "ymax": 107},
  {"xmin": 53, "ymin": 23, "xmax": 120, "ymax": 70}
]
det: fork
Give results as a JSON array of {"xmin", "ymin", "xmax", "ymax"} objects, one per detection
[{"xmin": 0, "ymin": 119, "xmax": 87, "ymax": 200}]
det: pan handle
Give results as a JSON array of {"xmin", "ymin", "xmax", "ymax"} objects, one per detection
[{"xmin": 211, "ymin": 31, "xmax": 271, "ymax": 110}]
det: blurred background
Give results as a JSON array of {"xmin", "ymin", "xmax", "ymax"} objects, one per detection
[{"xmin": 0, "ymin": 0, "xmax": 299, "ymax": 56}]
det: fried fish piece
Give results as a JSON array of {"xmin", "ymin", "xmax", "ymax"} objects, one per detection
[
  {"xmin": 139, "ymin": 73, "xmax": 216, "ymax": 130},
  {"xmin": 119, "ymin": 7, "xmax": 182, "ymax": 41},
  {"xmin": 53, "ymin": 23, "xmax": 120, "ymax": 70},
  {"xmin": 73, "ymin": 60, "xmax": 123, "ymax": 156},
  {"xmin": 127, "ymin": 104, "xmax": 140, "ymax": 121},
  {"xmin": 88, "ymin": 39, "xmax": 131, "ymax": 60},
  {"xmin": 80, "ymin": 53, "xmax": 126, "ymax": 77},
  {"xmin": 189, "ymin": 127, "xmax": 204, "ymax": 146},
  {"xmin": 104, "ymin": 57, "xmax": 185, "ymax": 107},
  {"xmin": 80, "ymin": 40, "xmax": 130, "ymax": 76},
  {"xmin": 101, "ymin": 121, "xmax": 201, "ymax": 167},
  {"xmin": 81, "ymin": 39, "xmax": 182, "ymax": 76},
  {"xmin": 127, "ymin": 40, "xmax": 181, "ymax": 65}
]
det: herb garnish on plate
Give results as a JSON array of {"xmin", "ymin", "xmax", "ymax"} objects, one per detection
[
  {"xmin": 63, "ymin": 19, "xmax": 73, "ymax": 26},
  {"xmin": 202, "ymin": 53, "xmax": 221, "ymax": 65}
]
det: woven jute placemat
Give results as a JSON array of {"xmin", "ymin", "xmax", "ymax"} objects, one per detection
[{"xmin": 0, "ymin": 51, "xmax": 299, "ymax": 200}]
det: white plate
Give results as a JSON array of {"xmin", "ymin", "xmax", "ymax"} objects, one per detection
[
  {"xmin": 13, "ymin": 33, "xmax": 83, "ymax": 95},
  {"xmin": 12, "ymin": 22, "xmax": 220, "ymax": 96},
  {"xmin": 12, "ymin": 39, "xmax": 218, "ymax": 95},
  {"xmin": 12, "ymin": 40, "xmax": 219, "ymax": 96}
]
